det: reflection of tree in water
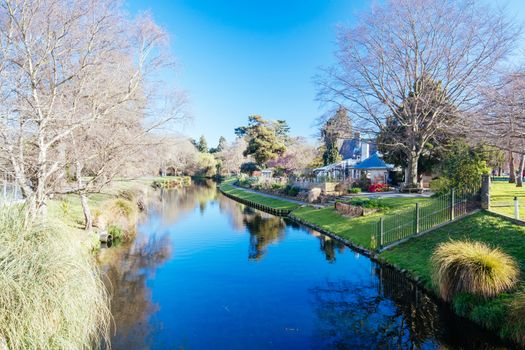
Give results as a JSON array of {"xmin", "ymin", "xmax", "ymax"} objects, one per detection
[
  {"xmin": 310, "ymin": 265, "xmax": 507, "ymax": 350},
  {"xmin": 149, "ymin": 180, "xmax": 217, "ymax": 226},
  {"xmin": 100, "ymin": 233, "xmax": 172, "ymax": 350},
  {"xmin": 243, "ymin": 211, "xmax": 286, "ymax": 260},
  {"xmin": 217, "ymin": 193, "xmax": 247, "ymax": 232},
  {"xmin": 318, "ymin": 235, "xmax": 346, "ymax": 263}
]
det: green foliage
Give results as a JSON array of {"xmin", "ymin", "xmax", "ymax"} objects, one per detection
[
  {"xmin": 348, "ymin": 187, "xmax": 362, "ymax": 194},
  {"xmin": 108, "ymin": 225, "xmax": 125, "ymax": 242},
  {"xmin": 240, "ymin": 162, "xmax": 260, "ymax": 175},
  {"xmin": 429, "ymin": 177, "xmax": 451, "ymax": 195},
  {"xmin": 322, "ymin": 139, "xmax": 342, "ymax": 165},
  {"xmin": 239, "ymin": 115, "xmax": 287, "ymax": 166},
  {"xmin": 431, "ymin": 240, "xmax": 519, "ymax": 301},
  {"xmin": 283, "ymin": 185, "xmax": 300, "ymax": 197},
  {"xmin": 197, "ymin": 152, "xmax": 218, "ymax": 177},
  {"xmin": 436, "ymin": 141, "xmax": 490, "ymax": 192},
  {"xmin": 59, "ymin": 199, "xmax": 70, "ymax": 216},
  {"xmin": 0, "ymin": 207, "xmax": 110, "ymax": 349},
  {"xmin": 197, "ymin": 135, "xmax": 208, "ymax": 153},
  {"xmin": 348, "ymin": 197, "xmax": 386, "ymax": 209},
  {"xmin": 320, "ymin": 107, "xmax": 351, "ymax": 166},
  {"xmin": 507, "ymin": 289, "xmax": 525, "ymax": 346}
]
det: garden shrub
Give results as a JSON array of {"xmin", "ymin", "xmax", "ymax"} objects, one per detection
[
  {"xmin": 430, "ymin": 177, "xmax": 451, "ymax": 195},
  {"xmin": 283, "ymin": 185, "xmax": 300, "ymax": 197},
  {"xmin": 348, "ymin": 198, "xmax": 386, "ymax": 209},
  {"xmin": 431, "ymin": 240, "xmax": 519, "ymax": 301},
  {"xmin": 348, "ymin": 187, "xmax": 362, "ymax": 194},
  {"xmin": 0, "ymin": 207, "xmax": 110, "ymax": 349}
]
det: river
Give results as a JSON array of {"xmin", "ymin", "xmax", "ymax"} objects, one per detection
[{"xmin": 100, "ymin": 181, "xmax": 510, "ymax": 349}]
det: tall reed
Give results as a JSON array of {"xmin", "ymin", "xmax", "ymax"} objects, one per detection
[{"xmin": 0, "ymin": 206, "xmax": 111, "ymax": 349}]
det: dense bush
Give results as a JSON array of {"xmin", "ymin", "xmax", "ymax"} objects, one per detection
[
  {"xmin": 0, "ymin": 207, "xmax": 110, "ymax": 349},
  {"xmin": 348, "ymin": 187, "xmax": 362, "ymax": 194},
  {"xmin": 433, "ymin": 141, "xmax": 490, "ymax": 193},
  {"xmin": 429, "ymin": 177, "xmax": 451, "ymax": 195},
  {"xmin": 348, "ymin": 198, "xmax": 386, "ymax": 209},
  {"xmin": 431, "ymin": 241, "xmax": 519, "ymax": 301},
  {"xmin": 283, "ymin": 185, "xmax": 300, "ymax": 197}
]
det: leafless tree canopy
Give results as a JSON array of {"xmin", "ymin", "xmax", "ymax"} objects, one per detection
[
  {"xmin": 317, "ymin": 0, "xmax": 520, "ymax": 186},
  {"xmin": 0, "ymin": 0, "xmax": 189, "ymax": 220}
]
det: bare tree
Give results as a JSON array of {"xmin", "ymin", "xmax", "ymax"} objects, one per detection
[
  {"xmin": 216, "ymin": 138, "xmax": 247, "ymax": 176},
  {"xmin": 476, "ymin": 71, "xmax": 525, "ymax": 186},
  {"xmin": 0, "ymin": 0, "xmax": 186, "ymax": 221},
  {"xmin": 317, "ymin": 0, "xmax": 519, "ymax": 188}
]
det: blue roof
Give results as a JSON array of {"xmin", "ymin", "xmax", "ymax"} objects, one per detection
[{"xmin": 354, "ymin": 153, "xmax": 394, "ymax": 170}]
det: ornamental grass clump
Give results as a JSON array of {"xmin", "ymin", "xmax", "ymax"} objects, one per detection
[
  {"xmin": 431, "ymin": 240, "xmax": 519, "ymax": 301},
  {"xmin": 0, "ymin": 207, "xmax": 111, "ymax": 349}
]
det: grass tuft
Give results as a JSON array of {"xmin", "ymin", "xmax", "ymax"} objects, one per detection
[
  {"xmin": 0, "ymin": 206, "xmax": 111, "ymax": 349},
  {"xmin": 507, "ymin": 288, "xmax": 525, "ymax": 346},
  {"xmin": 431, "ymin": 240, "xmax": 519, "ymax": 301}
]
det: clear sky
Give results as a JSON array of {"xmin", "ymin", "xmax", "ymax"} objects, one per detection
[{"xmin": 125, "ymin": 0, "xmax": 525, "ymax": 147}]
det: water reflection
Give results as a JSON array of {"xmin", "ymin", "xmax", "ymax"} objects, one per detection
[
  {"xmin": 103, "ymin": 182, "xmax": 511, "ymax": 350},
  {"xmin": 100, "ymin": 234, "xmax": 172, "ymax": 349},
  {"xmin": 310, "ymin": 266, "xmax": 508, "ymax": 349}
]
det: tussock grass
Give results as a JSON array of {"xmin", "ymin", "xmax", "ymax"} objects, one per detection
[
  {"xmin": 507, "ymin": 289, "xmax": 525, "ymax": 346},
  {"xmin": 431, "ymin": 240, "xmax": 519, "ymax": 301},
  {"xmin": 0, "ymin": 206, "xmax": 111, "ymax": 349}
]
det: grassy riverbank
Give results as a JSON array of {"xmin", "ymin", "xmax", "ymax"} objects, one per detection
[
  {"xmin": 219, "ymin": 179, "xmax": 301, "ymax": 211},
  {"xmin": 291, "ymin": 197, "xmax": 431, "ymax": 249},
  {"xmin": 379, "ymin": 211, "xmax": 525, "ymax": 344}
]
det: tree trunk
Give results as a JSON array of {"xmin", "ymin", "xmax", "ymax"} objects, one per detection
[
  {"xmin": 405, "ymin": 151, "xmax": 419, "ymax": 188},
  {"xmin": 517, "ymin": 154, "xmax": 525, "ymax": 188},
  {"xmin": 509, "ymin": 152, "xmax": 516, "ymax": 183},
  {"xmin": 75, "ymin": 161, "xmax": 92, "ymax": 231},
  {"xmin": 80, "ymin": 191, "xmax": 93, "ymax": 231}
]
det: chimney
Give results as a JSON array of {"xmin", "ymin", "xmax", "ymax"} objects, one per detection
[{"xmin": 361, "ymin": 142, "xmax": 369, "ymax": 160}]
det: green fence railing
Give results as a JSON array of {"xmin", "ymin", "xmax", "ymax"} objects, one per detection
[{"xmin": 374, "ymin": 187, "xmax": 481, "ymax": 251}]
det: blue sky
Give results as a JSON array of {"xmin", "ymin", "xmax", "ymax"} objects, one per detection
[{"xmin": 126, "ymin": 0, "xmax": 525, "ymax": 147}]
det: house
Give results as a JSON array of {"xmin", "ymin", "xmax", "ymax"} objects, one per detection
[
  {"xmin": 313, "ymin": 133, "xmax": 395, "ymax": 185},
  {"xmin": 353, "ymin": 152, "xmax": 394, "ymax": 184}
]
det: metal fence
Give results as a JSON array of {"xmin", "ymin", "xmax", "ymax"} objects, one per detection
[{"xmin": 373, "ymin": 187, "xmax": 481, "ymax": 251}]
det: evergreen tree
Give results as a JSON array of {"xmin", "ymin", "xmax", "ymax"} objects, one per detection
[
  {"xmin": 197, "ymin": 135, "xmax": 208, "ymax": 153},
  {"xmin": 320, "ymin": 107, "xmax": 352, "ymax": 165}
]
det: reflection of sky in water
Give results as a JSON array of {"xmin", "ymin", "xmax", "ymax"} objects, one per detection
[{"xmin": 102, "ymin": 183, "xmax": 509, "ymax": 350}]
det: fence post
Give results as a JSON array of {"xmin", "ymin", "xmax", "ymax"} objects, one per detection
[
  {"xmin": 481, "ymin": 174, "xmax": 490, "ymax": 210},
  {"xmin": 380, "ymin": 217, "xmax": 384, "ymax": 247},
  {"xmin": 515, "ymin": 197, "xmax": 520, "ymax": 221},
  {"xmin": 451, "ymin": 188, "xmax": 455, "ymax": 221},
  {"xmin": 415, "ymin": 203, "xmax": 420, "ymax": 234}
]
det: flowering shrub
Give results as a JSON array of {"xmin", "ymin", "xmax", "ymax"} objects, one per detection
[{"xmin": 368, "ymin": 183, "xmax": 389, "ymax": 192}]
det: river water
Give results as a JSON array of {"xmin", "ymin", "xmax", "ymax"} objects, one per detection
[{"xmin": 100, "ymin": 181, "xmax": 510, "ymax": 349}]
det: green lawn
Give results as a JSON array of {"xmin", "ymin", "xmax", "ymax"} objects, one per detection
[
  {"xmin": 219, "ymin": 179, "xmax": 300, "ymax": 211},
  {"xmin": 490, "ymin": 181, "xmax": 525, "ymax": 219},
  {"xmin": 379, "ymin": 211, "xmax": 525, "ymax": 341},
  {"xmin": 291, "ymin": 196, "xmax": 432, "ymax": 249},
  {"xmin": 47, "ymin": 178, "xmax": 152, "ymax": 236}
]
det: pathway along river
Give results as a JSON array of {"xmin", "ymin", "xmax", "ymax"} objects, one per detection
[{"xmin": 100, "ymin": 181, "xmax": 512, "ymax": 349}]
